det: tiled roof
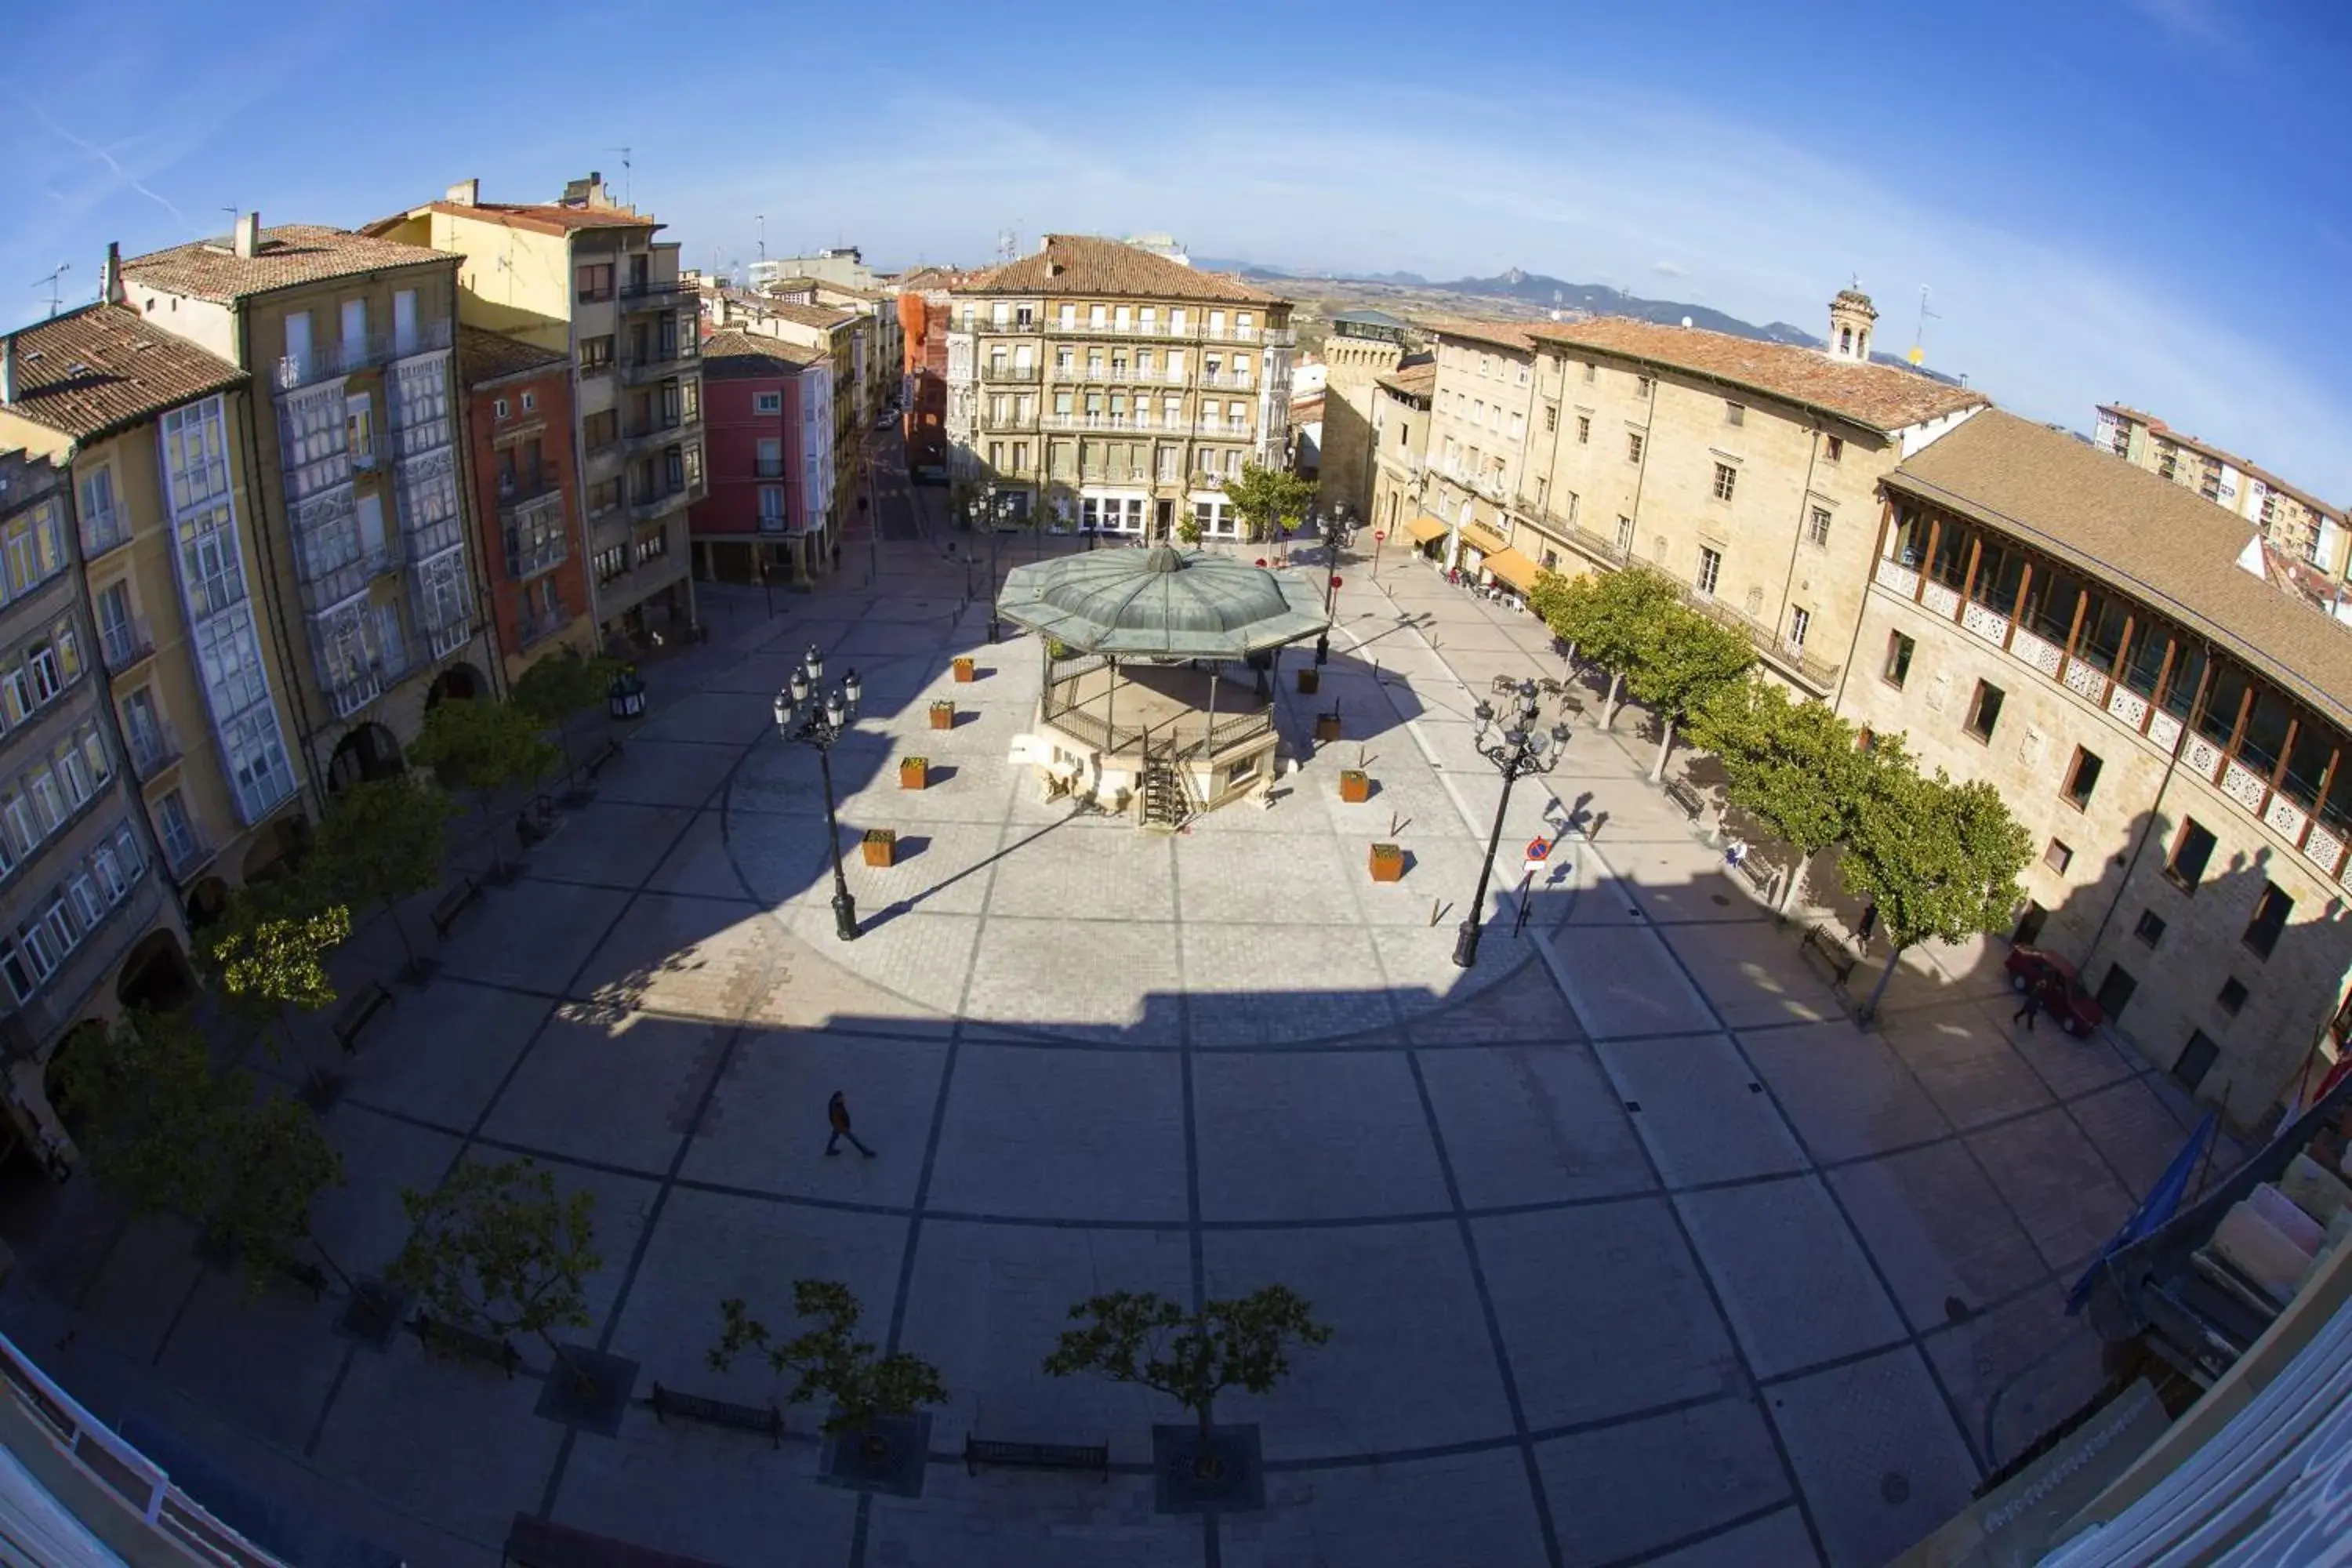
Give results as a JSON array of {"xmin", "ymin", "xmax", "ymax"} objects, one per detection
[
  {"xmin": 1377, "ymin": 360, "xmax": 1439, "ymax": 400},
  {"xmin": 2097, "ymin": 403, "xmax": 2343, "ymax": 521},
  {"xmin": 1421, "ymin": 318, "xmax": 1538, "ymax": 354},
  {"xmin": 1529, "ymin": 317, "xmax": 1985, "ymax": 433},
  {"xmin": 0, "ymin": 304, "xmax": 245, "ymax": 441},
  {"xmin": 411, "ymin": 200, "xmax": 655, "ymax": 238},
  {"xmin": 727, "ymin": 295, "xmax": 856, "ymax": 332},
  {"xmin": 958, "ymin": 235, "xmax": 1283, "ymax": 306},
  {"xmin": 701, "ymin": 330, "xmax": 824, "ymax": 378},
  {"xmin": 1889, "ymin": 410, "xmax": 2352, "ymax": 732},
  {"xmin": 896, "ymin": 266, "xmax": 981, "ymax": 293},
  {"xmin": 459, "ymin": 326, "xmax": 567, "ymax": 388},
  {"xmin": 122, "ymin": 225, "xmax": 452, "ymax": 303}
]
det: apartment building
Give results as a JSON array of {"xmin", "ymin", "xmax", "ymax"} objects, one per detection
[
  {"xmin": 1419, "ymin": 320, "xmax": 1543, "ymax": 587},
  {"xmin": 690, "ymin": 331, "xmax": 835, "ymax": 584},
  {"xmin": 1508, "ymin": 290, "xmax": 1986, "ymax": 695},
  {"xmin": 0, "ymin": 299, "xmax": 309, "ymax": 936},
  {"xmin": 2094, "ymin": 403, "xmax": 2347, "ymax": 581},
  {"xmin": 1367, "ymin": 358, "xmax": 1436, "ymax": 557},
  {"xmin": 807, "ymin": 279, "xmax": 902, "ymax": 425},
  {"xmin": 0, "ymin": 451, "xmax": 176, "ymax": 1171},
  {"xmin": 944, "ymin": 234, "xmax": 1295, "ymax": 541},
  {"xmin": 119, "ymin": 218, "xmax": 495, "ymax": 789},
  {"xmin": 1316, "ymin": 309, "xmax": 1412, "ymax": 521},
  {"xmin": 459, "ymin": 329, "xmax": 592, "ymax": 678},
  {"xmin": 705, "ymin": 293, "xmax": 865, "ymax": 536},
  {"xmin": 750, "ymin": 246, "xmax": 879, "ymax": 292},
  {"xmin": 1844, "ymin": 410, "xmax": 2352, "ymax": 1127},
  {"xmin": 366, "ymin": 176, "xmax": 702, "ymax": 647},
  {"xmin": 895, "ymin": 267, "xmax": 971, "ymax": 473}
]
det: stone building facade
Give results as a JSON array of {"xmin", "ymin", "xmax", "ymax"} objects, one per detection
[
  {"xmin": 1420, "ymin": 321, "xmax": 1541, "ymax": 586},
  {"xmin": 1314, "ymin": 310, "xmax": 1410, "ymax": 522},
  {"xmin": 1365, "ymin": 359, "xmax": 1436, "ymax": 561}
]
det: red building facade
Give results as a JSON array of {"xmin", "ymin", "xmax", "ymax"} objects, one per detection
[
  {"xmin": 691, "ymin": 331, "xmax": 829, "ymax": 584},
  {"xmin": 895, "ymin": 267, "xmax": 967, "ymax": 474},
  {"xmin": 458, "ymin": 328, "xmax": 592, "ymax": 677}
]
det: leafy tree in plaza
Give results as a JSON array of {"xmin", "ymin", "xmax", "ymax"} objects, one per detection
[
  {"xmin": 1222, "ymin": 462, "xmax": 1316, "ymax": 546},
  {"xmin": 510, "ymin": 652, "xmax": 622, "ymax": 788},
  {"xmin": 1841, "ymin": 763, "xmax": 2033, "ymax": 1020},
  {"xmin": 408, "ymin": 698, "xmax": 561, "ymax": 880},
  {"xmin": 390, "ymin": 1157, "xmax": 601, "ymax": 1384},
  {"xmin": 1624, "ymin": 604, "xmax": 1754, "ymax": 782},
  {"xmin": 1689, "ymin": 678, "xmax": 1901, "ymax": 913},
  {"xmin": 53, "ymin": 1008, "xmax": 236, "ymax": 1221},
  {"xmin": 1044, "ymin": 1286, "xmax": 1332, "ymax": 1472},
  {"xmin": 706, "ymin": 1281, "xmax": 948, "ymax": 1442},
  {"xmin": 1529, "ymin": 567, "xmax": 1679, "ymax": 730},
  {"xmin": 203, "ymin": 884, "xmax": 351, "ymax": 1096},
  {"xmin": 208, "ymin": 1094, "xmax": 347, "ymax": 1298},
  {"xmin": 312, "ymin": 775, "xmax": 453, "ymax": 975}
]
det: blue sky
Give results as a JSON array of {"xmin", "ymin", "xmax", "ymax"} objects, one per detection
[{"xmin": 9, "ymin": 0, "xmax": 2348, "ymax": 494}]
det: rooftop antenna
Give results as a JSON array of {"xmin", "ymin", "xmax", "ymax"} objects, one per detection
[
  {"xmin": 1907, "ymin": 285, "xmax": 1941, "ymax": 368},
  {"xmin": 997, "ymin": 227, "xmax": 1018, "ymax": 264},
  {"xmin": 605, "ymin": 148, "xmax": 633, "ymax": 208},
  {"xmin": 220, "ymin": 205, "xmax": 238, "ymax": 234},
  {"xmin": 756, "ymin": 215, "xmax": 766, "ymax": 263},
  {"xmin": 31, "ymin": 263, "xmax": 70, "ymax": 318}
]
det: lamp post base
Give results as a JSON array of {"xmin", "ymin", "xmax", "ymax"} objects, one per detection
[
  {"xmin": 1451, "ymin": 918, "xmax": 1483, "ymax": 969},
  {"xmin": 833, "ymin": 890, "xmax": 860, "ymax": 942}
]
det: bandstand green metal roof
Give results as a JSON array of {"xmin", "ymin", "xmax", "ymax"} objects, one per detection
[{"xmin": 996, "ymin": 548, "xmax": 1330, "ymax": 659}]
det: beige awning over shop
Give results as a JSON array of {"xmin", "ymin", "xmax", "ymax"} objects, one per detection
[
  {"xmin": 1460, "ymin": 522, "xmax": 1508, "ymax": 557},
  {"xmin": 1483, "ymin": 547, "xmax": 1542, "ymax": 594},
  {"xmin": 1406, "ymin": 514, "xmax": 1450, "ymax": 545}
]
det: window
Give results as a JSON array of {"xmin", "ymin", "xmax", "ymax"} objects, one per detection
[
  {"xmin": 576, "ymin": 263, "xmax": 614, "ymax": 302},
  {"xmin": 2133, "ymin": 909, "xmax": 2166, "ymax": 946},
  {"xmin": 1711, "ymin": 463, "xmax": 1737, "ymax": 502},
  {"xmin": 2044, "ymin": 838, "xmax": 2074, "ymax": 873},
  {"xmin": 1615, "ymin": 515, "xmax": 1635, "ymax": 556},
  {"xmin": 1575, "ymin": 413, "xmax": 1591, "ymax": 445},
  {"xmin": 1544, "ymin": 405, "xmax": 1558, "ymax": 434},
  {"xmin": 2168, "ymin": 818, "xmax": 2217, "ymax": 892},
  {"xmin": 1635, "ymin": 376, "xmax": 1653, "ymax": 397},
  {"xmin": 2062, "ymin": 748, "xmax": 2103, "ymax": 809},
  {"xmin": 1582, "ymin": 361, "xmax": 1596, "ymax": 384},
  {"xmin": 2173, "ymin": 1031, "xmax": 2219, "ymax": 1091},
  {"xmin": 755, "ymin": 390, "xmax": 782, "ymax": 415},
  {"xmin": 584, "ymin": 410, "xmax": 619, "ymax": 452},
  {"xmin": 1725, "ymin": 401, "xmax": 1745, "ymax": 426},
  {"xmin": 521, "ymin": 390, "xmax": 536, "ymax": 412},
  {"xmin": 1963, "ymin": 680, "xmax": 2005, "ymax": 742},
  {"xmin": 1786, "ymin": 605, "xmax": 1811, "ymax": 651},
  {"xmin": 1693, "ymin": 546, "xmax": 1722, "ymax": 597},
  {"xmin": 1807, "ymin": 506, "xmax": 1832, "ymax": 546},
  {"xmin": 594, "ymin": 544, "xmax": 626, "ymax": 583},
  {"xmin": 1627, "ymin": 431, "xmax": 1645, "ymax": 464},
  {"xmin": 587, "ymin": 478, "xmax": 621, "ymax": 516},
  {"xmin": 579, "ymin": 336, "xmax": 614, "ymax": 372},
  {"xmin": 2242, "ymin": 881, "xmax": 2292, "ymax": 959},
  {"xmin": 2217, "ymin": 978, "xmax": 2250, "ymax": 1015},
  {"xmin": 493, "ymin": 397, "xmax": 510, "ymax": 421},
  {"xmin": 1824, "ymin": 436, "xmax": 1844, "ymax": 463}
]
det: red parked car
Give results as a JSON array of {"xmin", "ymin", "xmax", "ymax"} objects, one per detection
[{"xmin": 2005, "ymin": 946, "xmax": 2104, "ymax": 1036}]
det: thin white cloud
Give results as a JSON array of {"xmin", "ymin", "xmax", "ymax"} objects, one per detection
[{"xmin": 1653, "ymin": 261, "xmax": 1687, "ymax": 278}]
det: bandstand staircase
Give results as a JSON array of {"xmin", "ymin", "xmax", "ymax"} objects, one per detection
[{"xmin": 1138, "ymin": 733, "xmax": 1192, "ymax": 831}]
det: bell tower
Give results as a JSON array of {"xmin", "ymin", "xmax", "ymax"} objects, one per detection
[{"xmin": 1828, "ymin": 286, "xmax": 1877, "ymax": 364}]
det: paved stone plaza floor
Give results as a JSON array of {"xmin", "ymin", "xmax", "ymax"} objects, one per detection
[{"xmin": 0, "ymin": 503, "xmax": 2240, "ymax": 1567}]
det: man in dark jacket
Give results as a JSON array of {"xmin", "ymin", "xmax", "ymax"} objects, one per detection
[{"xmin": 826, "ymin": 1091, "xmax": 875, "ymax": 1158}]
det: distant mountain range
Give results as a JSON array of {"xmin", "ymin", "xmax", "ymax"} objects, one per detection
[{"xmin": 1191, "ymin": 259, "xmax": 1956, "ymax": 383}]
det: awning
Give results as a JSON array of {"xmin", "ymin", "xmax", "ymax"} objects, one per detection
[
  {"xmin": 1460, "ymin": 522, "xmax": 1508, "ymax": 557},
  {"xmin": 1483, "ymin": 547, "xmax": 1542, "ymax": 594},
  {"xmin": 1406, "ymin": 514, "xmax": 1450, "ymax": 546}
]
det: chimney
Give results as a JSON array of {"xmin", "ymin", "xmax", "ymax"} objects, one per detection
[
  {"xmin": 100, "ymin": 242, "xmax": 122, "ymax": 307},
  {"xmin": 445, "ymin": 178, "xmax": 480, "ymax": 207},
  {"xmin": 1, "ymin": 336, "xmax": 15, "ymax": 406},
  {"xmin": 234, "ymin": 211, "xmax": 260, "ymax": 259}
]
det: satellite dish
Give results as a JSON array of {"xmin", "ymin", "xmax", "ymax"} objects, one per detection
[{"xmin": 1680, "ymin": 316, "xmax": 1693, "ymax": 329}]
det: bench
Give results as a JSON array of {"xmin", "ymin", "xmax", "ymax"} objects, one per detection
[
  {"xmin": 332, "ymin": 980, "xmax": 394, "ymax": 1054},
  {"xmin": 516, "ymin": 795, "xmax": 557, "ymax": 848},
  {"xmin": 646, "ymin": 1382, "xmax": 783, "ymax": 1446},
  {"xmin": 1799, "ymin": 923, "xmax": 1857, "ymax": 990},
  {"xmin": 409, "ymin": 1311, "xmax": 521, "ymax": 1377},
  {"xmin": 963, "ymin": 1434, "xmax": 1110, "ymax": 1479},
  {"xmin": 1663, "ymin": 775, "xmax": 1706, "ymax": 822},
  {"xmin": 430, "ymin": 877, "xmax": 483, "ymax": 941},
  {"xmin": 278, "ymin": 1256, "xmax": 328, "ymax": 1299},
  {"xmin": 584, "ymin": 737, "xmax": 626, "ymax": 781}
]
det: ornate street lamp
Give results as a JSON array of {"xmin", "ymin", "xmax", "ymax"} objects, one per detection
[
  {"xmin": 1453, "ymin": 679, "xmax": 1570, "ymax": 969},
  {"xmin": 1314, "ymin": 506, "xmax": 1348, "ymax": 666},
  {"xmin": 773, "ymin": 644, "xmax": 864, "ymax": 942}
]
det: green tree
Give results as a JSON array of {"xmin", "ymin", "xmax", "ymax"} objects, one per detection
[
  {"xmin": 208, "ymin": 1095, "xmax": 347, "ymax": 1298},
  {"xmin": 1222, "ymin": 463, "xmax": 1316, "ymax": 545},
  {"xmin": 1044, "ymin": 1287, "xmax": 1332, "ymax": 1469},
  {"xmin": 708, "ymin": 1281, "xmax": 949, "ymax": 1442},
  {"xmin": 1842, "ymin": 763, "xmax": 2033, "ymax": 1020},
  {"xmin": 203, "ymin": 885, "xmax": 350, "ymax": 1096},
  {"xmin": 1689, "ymin": 679, "xmax": 1904, "ymax": 913},
  {"xmin": 510, "ymin": 652, "xmax": 622, "ymax": 788},
  {"xmin": 408, "ymin": 699, "xmax": 561, "ymax": 880},
  {"xmin": 53, "ymin": 1008, "xmax": 234, "ymax": 1220},
  {"xmin": 1624, "ymin": 604, "xmax": 1753, "ymax": 782},
  {"xmin": 313, "ymin": 775, "xmax": 453, "ymax": 975},
  {"xmin": 390, "ymin": 1157, "xmax": 601, "ymax": 1384},
  {"xmin": 1528, "ymin": 568, "xmax": 1679, "ymax": 730}
]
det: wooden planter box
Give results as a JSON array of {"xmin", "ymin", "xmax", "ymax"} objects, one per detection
[
  {"xmin": 952, "ymin": 657, "xmax": 976, "ymax": 683},
  {"xmin": 1315, "ymin": 712, "xmax": 1343, "ymax": 742},
  {"xmin": 862, "ymin": 829, "xmax": 896, "ymax": 868},
  {"xmin": 929, "ymin": 702, "xmax": 956, "ymax": 731},
  {"xmin": 898, "ymin": 758, "xmax": 927, "ymax": 791},
  {"xmin": 1338, "ymin": 770, "xmax": 1370, "ymax": 804},
  {"xmin": 1368, "ymin": 843, "xmax": 1405, "ymax": 883},
  {"xmin": 1296, "ymin": 667, "xmax": 1319, "ymax": 695}
]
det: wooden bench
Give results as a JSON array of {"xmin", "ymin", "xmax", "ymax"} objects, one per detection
[
  {"xmin": 278, "ymin": 1256, "xmax": 328, "ymax": 1299},
  {"xmin": 516, "ymin": 795, "xmax": 557, "ymax": 848},
  {"xmin": 430, "ymin": 877, "xmax": 483, "ymax": 941},
  {"xmin": 410, "ymin": 1311, "xmax": 521, "ymax": 1377},
  {"xmin": 1799, "ymin": 923, "xmax": 1857, "ymax": 990},
  {"xmin": 584, "ymin": 737, "xmax": 625, "ymax": 780},
  {"xmin": 963, "ymin": 1434, "xmax": 1110, "ymax": 1479},
  {"xmin": 646, "ymin": 1382, "xmax": 782, "ymax": 1446},
  {"xmin": 332, "ymin": 980, "xmax": 394, "ymax": 1054},
  {"xmin": 1663, "ymin": 775, "xmax": 1706, "ymax": 822}
]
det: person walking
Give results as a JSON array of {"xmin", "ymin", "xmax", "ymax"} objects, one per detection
[
  {"xmin": 826, "ymin": 1091, "xmax": 875, "ymax": 1158},
  {"xmin": 2013, "ymin": 984, "xmax": 2042, "ymax": 1033}
]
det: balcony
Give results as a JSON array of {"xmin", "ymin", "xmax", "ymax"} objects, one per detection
[
  {"xmin": 619, "ymin": 418, "xmax": 689, "ymax": 458},
  {"xmin": 160, "ymin": 818, "xmax": 216, "ymax": 882},
  {"xmin": 78, "ymin": 506, "xmax": 132, "ymax": 562},
  {"xmin": 619, "ymin": 343, "xmax": 699, "ymax": 385},
  {"xmin": 0, "ymin": 869, "xmax": 163, "ymax": 1063},
  {"xmin": 125, "ymin": 715, "xmax": 183, "ymax": 782},
  {"xmin": 981, "ymin": 361, "xmax": 1042, "ymax": 383},
  {"xmin": 502, "ymin": 492, "xmax": 568, "ymax": 580},
  {"xmin": 628, "ymin": 481, "xmax": 697, "ymax": 525},
  {"xmin": 1196, "ymin": 421, "xmax": 1253, "ymax": 440},
  {"xmin": 618, "ymin": 278, "xmax": 695, "ymax": 311},
  {"xmin": 1198, "ymin": 371, "xmax": 1254, "ymax": 390},
  {"xmin": 272, "ymin": 318, "xmax": 453, "ymax": 391},
  {"xmin": 99, "ymin": 612, "xmax": 156, "ymax": 676}
]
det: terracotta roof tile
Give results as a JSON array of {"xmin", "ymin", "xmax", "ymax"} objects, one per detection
[
  {"xmin": 1889, "ymin": 410, "xmax": 2352, "ymax": 732},
  {"xmin": 1528, "ymin": 316, "xmax": 1984, "ymax": 433},
  {"xmin": 0, "ymin": 303, "xmax": 245, "ymax": 441},
  {"xmin": 701, "ymin": 330, "xmax": 825, "ymax": 377},
  {"xmin": 959, "ymin": 235, "xmax": 1284, "ymax": 306},
  {"xmin": 726, "ymin": 295, "xmax": 856, "ymax": 332},
  {"xmin": 1377, "ymin": 361, "xmax": 1439, "ymax": 400},
  {"xmin": 122, "ymin": 224, "xmax": 453, "ymax": 303},
  {"xmin": 412, "ymin": 200, "xmax": 656, "ymax": 238},
  {"xmin": 1421, "ymin": 318, "xmax": 1539, "ymax": 354},
  {"xmin": 459, "ymin": 326, "xmax": 567, "ymax": 388}
]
